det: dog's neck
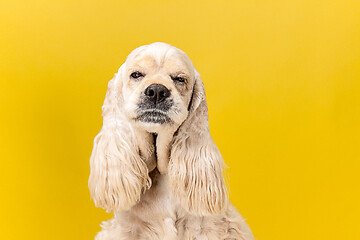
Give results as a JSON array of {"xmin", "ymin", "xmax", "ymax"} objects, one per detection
[
  {"xmin": 152, "ymin": 129, "xmax": 175, "ymax": 174},
  {"xmin": 133, "ymin": 124, "xmax": 177, "ymax": 174}
]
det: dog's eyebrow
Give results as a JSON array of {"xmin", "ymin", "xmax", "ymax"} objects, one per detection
[
  {"xmin": 169, "ymin": 71, "xmax": 188, "ymax": 76},
  {"xmin": 128, "ymin": 66, "xmax": 145, "ymax": 73}
]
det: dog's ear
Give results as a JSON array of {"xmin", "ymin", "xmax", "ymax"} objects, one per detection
[
  {"xmin": 168, "ymin": 71, "xmax": 228, "ymax": 216},
  {"xmin": 88, "ymin": 66, "xmax": 151, "ymax": 212}
]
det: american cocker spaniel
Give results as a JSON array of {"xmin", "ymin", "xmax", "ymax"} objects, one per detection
[{"xmin": 89, "ymin": 42, "xmax": 254, "ymax": 240}]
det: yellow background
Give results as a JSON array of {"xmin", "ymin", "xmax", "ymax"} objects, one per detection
[{"xmin": 1, "ymin": 0, "xmax": 359, "ymax": 239}]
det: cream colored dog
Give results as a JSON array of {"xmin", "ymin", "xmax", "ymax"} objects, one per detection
[{"xmin": 89, "ymin": 42, "xmax": 254, "ymax": 240}]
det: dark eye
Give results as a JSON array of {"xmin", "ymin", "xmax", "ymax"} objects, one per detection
[
  {"xmin": 130, "ymin": 71, "xmax": 144, "ymax": 79},
  {"xmin": 171, "ymin": 76, "xmax": 185, "ymax": 83}
]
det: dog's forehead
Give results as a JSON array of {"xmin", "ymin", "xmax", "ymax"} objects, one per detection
[
  {"xmin": 125, "ymin": 43, "xmax": 194, "ymax": 74},
  {"xmin": 128, "ymin": 55, "xmax": 189, "ymax": 73}
]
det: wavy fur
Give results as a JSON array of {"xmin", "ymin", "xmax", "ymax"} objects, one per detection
[
  {"xmin": 88, "ymin": 42, "xmax": 254, "ymax": 240},
  {"xmin": 89, "ymin": 69, "xmax": 151, "ymax": 212},
  {"xmin": 169, "ymin": 71, "xmax": 228, "ymax": 215}
]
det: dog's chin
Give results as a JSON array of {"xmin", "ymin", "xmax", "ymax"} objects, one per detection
[{"xmin": 135, "ymin": 111, "xmax": 174, "ymax": 133}]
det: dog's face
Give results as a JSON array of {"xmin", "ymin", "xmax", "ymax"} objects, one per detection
[{"xmin": 120, "ymin": 43, "xmax": 196, "ymax": 133}]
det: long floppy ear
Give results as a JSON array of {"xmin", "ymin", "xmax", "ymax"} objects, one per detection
[
  {"xmin": 168, "ymin": 71, "xmax": 228, "ymax": 216},
  {"xmin": 88, "ymin": 67, "xmax": 151, "ymax": 212}
]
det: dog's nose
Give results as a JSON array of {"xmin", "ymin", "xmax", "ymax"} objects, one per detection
[{"xmin": 144, "ymin": 84, "xmax": 170, "ymax": 104}]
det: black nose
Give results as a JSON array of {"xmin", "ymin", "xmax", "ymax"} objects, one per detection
[{"xmin": 144, "ymin": 84, "xmax": 170, "ymax": 104}]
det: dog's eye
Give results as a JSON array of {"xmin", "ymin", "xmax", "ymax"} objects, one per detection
[
  {"xmin": 130, "ymin": 71, "xmax": 144, "ymax": 79},
  {"xmin": 171, "ymin": 76, "xmax": 185, "ymax": 83}
]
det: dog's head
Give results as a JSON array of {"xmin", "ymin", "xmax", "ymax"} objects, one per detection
[
  {"xmin": 119, "ymin": 42, "xmax": 196, "ymax": 133},
  {"xmin": 89, "ymin": 42, "xmax": 227, "ymax": 216}
]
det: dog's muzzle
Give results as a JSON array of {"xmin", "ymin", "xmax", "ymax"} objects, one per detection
[{"xmin": 136, "ymin": 84, "xmax": 173, "ymax": 124}]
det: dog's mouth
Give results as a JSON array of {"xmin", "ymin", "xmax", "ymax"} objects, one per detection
[
  {"xmin": 136, "ymin": 97, "xmax": 175, "ymax": 124},
  {"xmin": 136, "ymin": 109, "xmax": 172, "ymax": 124}
]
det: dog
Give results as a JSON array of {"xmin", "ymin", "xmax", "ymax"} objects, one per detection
[{"xmin": 88, "ymin": 42, "xmax": 255, "ymax": 240}]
